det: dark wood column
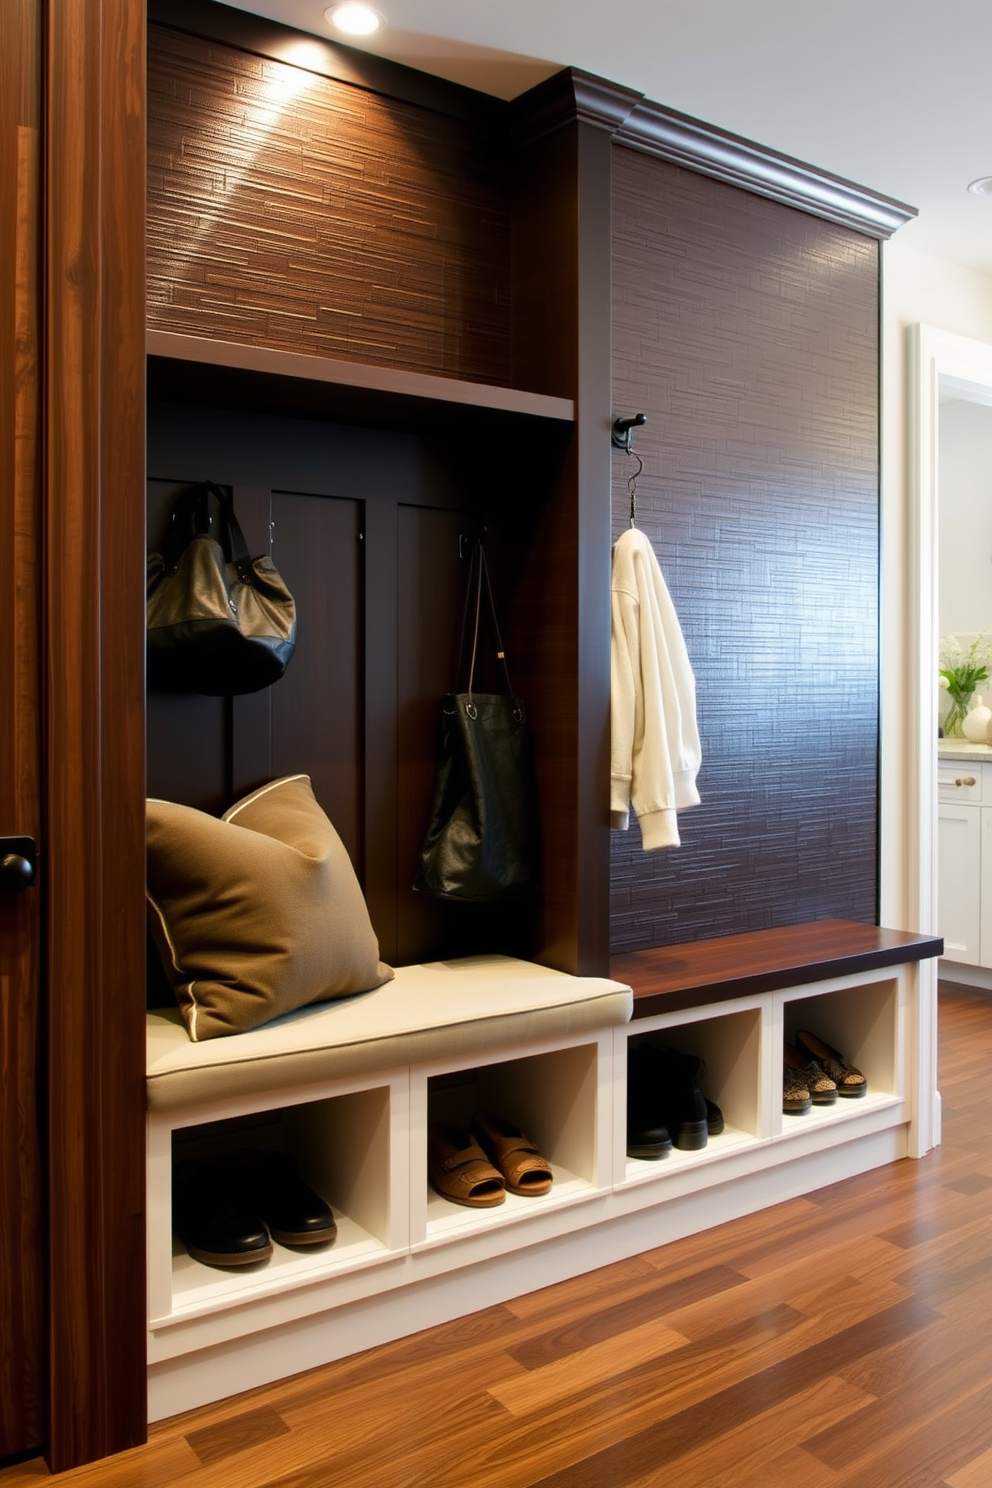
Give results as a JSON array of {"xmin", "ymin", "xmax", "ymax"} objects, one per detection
[
  {"xmin": 44, "ymin": 0, "xmax": 147, "ymax": 1467},
  {"xmin": 510, "ymin": 74, "xmax": 639, "ymax": 977}
]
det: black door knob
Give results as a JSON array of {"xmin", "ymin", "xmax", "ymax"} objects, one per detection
[{"xmin": 0, "ymin": 837, "xmax": 36, "ymax": 891}]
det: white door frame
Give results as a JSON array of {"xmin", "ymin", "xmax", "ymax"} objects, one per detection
[{"xmin": 906, "ymin": 323, "xmax": 992, "ymax": 1154}]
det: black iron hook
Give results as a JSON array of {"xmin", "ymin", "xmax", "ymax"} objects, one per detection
[{"xmin": 611, "ymin": 412, "xmax": 647, "ymax": 452}]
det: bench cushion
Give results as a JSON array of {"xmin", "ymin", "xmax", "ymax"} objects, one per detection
[{"xmin": 146, "ymin": 956, "xmax": 632, "ymax": 1113}]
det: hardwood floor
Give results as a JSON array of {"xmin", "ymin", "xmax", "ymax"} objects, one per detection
[{"xmin": 6, "ymin": 980, "xmax": 992, "ymax": 1487}]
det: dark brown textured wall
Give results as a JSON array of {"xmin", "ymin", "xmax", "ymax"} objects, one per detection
[
  {"xmin": 147, "ymin": 23, "xmax": 512, "ymax": 384},
  {"xmin": 610, "ymin": 146, "xmax": 880, "ymax": 952}
]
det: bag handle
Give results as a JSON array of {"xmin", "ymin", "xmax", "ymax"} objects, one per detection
[
  {"xmin": 160, "ymin": 482, "xmax": 258, "ymax": 587},
  {"xmin": 454, "ymin": 540, "xmax": 518, "ymax": 717}
]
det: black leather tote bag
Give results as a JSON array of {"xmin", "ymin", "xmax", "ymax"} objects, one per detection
[
  {"xmin": 415, "ymin": 541, "xmax": 541, "ymax": 902},
  {"xmin": 147, "ymin": 482, "xmax": 297, "ymax": 696}
]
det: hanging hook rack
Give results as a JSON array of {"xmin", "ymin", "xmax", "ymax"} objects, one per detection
[{"xmin": 611, "ymin": 412, "xmax": 647, "ymax": 452}]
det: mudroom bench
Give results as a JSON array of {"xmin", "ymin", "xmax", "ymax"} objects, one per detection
[{"xmin": 145, "ymin": 921, "xmax": 941, "ymax": 1421}]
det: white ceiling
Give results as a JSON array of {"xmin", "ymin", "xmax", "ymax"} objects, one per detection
[{"xmin": 229, "ymin": 0, "xmax": 992, "ymax": 275}]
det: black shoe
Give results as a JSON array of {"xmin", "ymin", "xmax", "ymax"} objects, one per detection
[
  {"xmin": 626, "ymin": 1045, "xmax": 673, "ymax": 1159},
  {"xmin": 172, "ymin": 1159, "xmax": 272, "ymax": 1268},
  {"xmin": 705, "ymin": 1097, "xmax": 725, "ymax": 1136},
  {"xmin": 236, "ymin": 1149, "xmax": 337, "ymax": 1246},
  {"xmin": 640, "ymin": 1044, "xmax": 709, "ymax": 1151}
]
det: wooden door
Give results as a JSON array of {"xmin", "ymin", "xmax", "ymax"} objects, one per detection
[
  {"xmin": 0, "ymin": 0, "xmax": 44, "ymax": 1461},
  {"xmin": 0, "ymin": 0, "xmax": 147, "ymax": 1470}
]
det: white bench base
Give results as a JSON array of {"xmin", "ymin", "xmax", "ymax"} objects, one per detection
[{"xmin": 148, "ymin": 953, "xmax": 921, "ymax": 1421}]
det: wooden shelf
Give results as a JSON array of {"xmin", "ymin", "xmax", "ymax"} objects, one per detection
[
  {"xmin": 146, "ymin": 330, "xmax": 575, "ymax": 434},
  {"xmin": 612, "ymin": 919, "xmax": 944, "ymax": 1020}
]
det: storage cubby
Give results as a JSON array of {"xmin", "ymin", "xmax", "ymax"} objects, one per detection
[
  {"xmin": 413, "ymin": 1037, "xmax": 609, "ymax": 1249},
  {"xmin": 147, "ymin": 1074, "xmax": 404, "ymax": 1330},
  {"xmin": 777, "ymin": 974, "xmax": 903, "ymax": 1134},
  {"xmin": 620, "ymin": 1004, "xmax": 765, "ymax": 1186}
]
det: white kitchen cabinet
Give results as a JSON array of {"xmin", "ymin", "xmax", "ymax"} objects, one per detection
[{"xmin": 937, "ymin": 747, "xmax": 991, "ymax": 968}]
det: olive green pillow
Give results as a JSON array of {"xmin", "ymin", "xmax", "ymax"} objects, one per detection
[{"xmin": 146, "ymin": 774, "xmax": 393, "ymax": 1041}]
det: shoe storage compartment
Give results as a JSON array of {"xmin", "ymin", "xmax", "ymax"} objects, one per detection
[
  {"xmin": 619, "ymin": 1002, "xmax": 766, "ymax": 1188},
  {"xmin": 412, "ymin": 1034, "xmax": 610, "ymax": 1250},
  {"xmin": 148, "ymin": 1072, "xmax": 405, "ymax": 1331},
  {"xmin": 776, "ymin": 973, "xmax": 904, "ymax": 1138}
]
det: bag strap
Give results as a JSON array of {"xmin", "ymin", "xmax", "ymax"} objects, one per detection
[
  {"xmin": 454, "ymin": 540, "xmax": 517, "ymax": 715},
  {"xmin": 160, "ymin": 482, "xmax": 258, "ymax": 586}
]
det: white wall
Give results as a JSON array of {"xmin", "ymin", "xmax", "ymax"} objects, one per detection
[
  {"xmin": 880, "ymin": 240, "xmax": 992, "ymax": 931},
  {"xmin": 938, "ymin": 399, "xmax": 992, "ymax": 638}
]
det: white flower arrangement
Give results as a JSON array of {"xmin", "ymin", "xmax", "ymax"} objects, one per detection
[{"xmin": 939, "ymin": 633, "xmax": 992, "ymax": 735}]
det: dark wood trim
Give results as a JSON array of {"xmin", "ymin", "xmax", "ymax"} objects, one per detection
[
  {"xmin": 514, "ymin": 68, "xmax": 916, "ymax": 241},
  {"xmin": 44, "ymin": 0, "xmax": 148, "ymax": 1468},
  {"xmin": 616, "ymin": 99, "xmax": 917, "ymax": 239},
  {"xmin": 508, "ymin": 102, "xmax": 614, "ymax": 976},
  {"xmin": 612, "ymin": 920, "xmax": 944, "ymax": 1020},
  {"xmin": 147, "ymin": 330, "xmax": 574, "ymax": 431},
  {"xmin": 0, "ymin": 0, "xmax": 44, "ymax": 1459},
  {"xmin": 511, "ymin": 67, "xmax": 640, "ymax": 144},
  {"xmin": 148, "ymin": 0, "xmax": 506, "ymax": 124}
]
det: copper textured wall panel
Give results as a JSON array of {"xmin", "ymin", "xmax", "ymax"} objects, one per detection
[
  {"xmin": 147, "ymin": 24, "xmax": 512, "ymax": 384},
  {"xmin": 610, "ymin": 147, "xmax": 879, "ymax": 951}
]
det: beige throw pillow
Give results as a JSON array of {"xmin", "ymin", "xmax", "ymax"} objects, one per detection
[{"xmin": 147, "ymin": 774, "xmax": 393, "ymax": 1041}]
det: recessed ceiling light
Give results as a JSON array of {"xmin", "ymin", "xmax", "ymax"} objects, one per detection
[
  {"xmin": 325, "ymin": 3, "xmax": 383, "ymax": 36},
  {"xmin": 967, "ymin": 176, "xmax": 992, "ymax": 197}
]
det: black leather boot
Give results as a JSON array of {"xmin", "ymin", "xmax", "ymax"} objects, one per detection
[
  {"xmin": 637, "ymin": 1044, "xmax": 709, "ymax": 1151},
  {"xmin": 626, "ymin": 1044, "xmax": 673, "ymax": 1159},
  {"xmin": 172, "ymin": 1159, "xmax": 272, "ymax": 1267},
  {"xmin": 236, "ymin": 1149, "xmax": 337, "ymax": 1246}
]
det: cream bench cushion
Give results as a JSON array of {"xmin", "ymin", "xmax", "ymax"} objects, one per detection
[{"xmin": 147, "ymin": 955, "xmax": 633, "ymax": 1113}]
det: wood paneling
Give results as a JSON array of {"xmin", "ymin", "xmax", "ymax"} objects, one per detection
[
  {"xmin": 44, "ymin": 0, "xmax": 147, "ymax": 1467},
  {"xmin": 147, "ymin": 22, "xmax": 512, "ymax": 385},
  {"xmin": 0, "ymin": 0, "xmax": 43, "ymax": 1460},
  {"xmin": 609, "ymin": 146, "xmax": 881, "ymax": 952},
  {"xmin": 4, "ymin": 982, "xmax": 989, "ymax": 1488},
  {"xmin": 145, "ymin": 401, "xmax": 553, "ymax": 970}
]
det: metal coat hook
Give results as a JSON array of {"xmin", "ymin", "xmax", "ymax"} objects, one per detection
[{"xmin": 611, "ymin": 412, "xmax": 647, "ymax": 452}]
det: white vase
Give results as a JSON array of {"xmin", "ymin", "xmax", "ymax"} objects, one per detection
[{"xmin": 963, "ymin": 695, "xmax": 992, "ymax": 741}]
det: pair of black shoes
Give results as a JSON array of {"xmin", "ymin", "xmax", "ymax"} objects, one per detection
[
  {"xmin": 173, "ymin": 1149, "xmax": 337, "ymax": 1269},
  {"xmin": 626, "ymin": 1043, "xmax": 723, "ymax": 1160}
]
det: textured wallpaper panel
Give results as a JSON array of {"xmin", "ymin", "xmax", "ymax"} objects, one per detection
[
  {"xmin": 610, "ymin": 147, "xmax": 880, "ymax": 951},
  {"xmin": 147, "ymin": 24, "xmax": 512, "ymax": 383}
]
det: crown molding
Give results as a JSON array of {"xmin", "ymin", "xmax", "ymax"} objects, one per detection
[
  {"xmin": 513, "ymin": 68, "xmax": 916, "ymax": 239},
  {"xmin": 616, "ymin": 98, "xmax": 917, "ymax": 238}
]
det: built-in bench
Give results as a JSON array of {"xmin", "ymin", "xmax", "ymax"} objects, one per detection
[
  {"xmin": 146, "ymin": 922, "xmax": 942, "ymax": 1423},
  {"xmin": 146, "ymin": 955, "xmax": 634, "ymax": 1112}
]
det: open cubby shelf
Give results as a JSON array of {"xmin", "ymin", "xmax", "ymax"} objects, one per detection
[{"xmin": 148, "ymin": 923, "xmax": 941, "ymax": 1424}]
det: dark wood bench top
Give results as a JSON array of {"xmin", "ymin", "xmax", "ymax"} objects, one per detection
[{"xmin": 610, "ymin": 920, "xmax": 943, "ymax": 1020}]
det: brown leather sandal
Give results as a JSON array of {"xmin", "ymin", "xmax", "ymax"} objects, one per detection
[
  {"xmin": 470, "ymin": 1111, "xmax": 554, "ymax": 1197},
  {"xmin": 795, "ymin": 1030, "xmax": 868, "ymax": 1097},
  {"xmin": 427, "ymin": 1124, "xmax": 505, "ymax": 1208}
]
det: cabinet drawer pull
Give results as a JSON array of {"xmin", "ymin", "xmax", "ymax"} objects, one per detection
[{"xmin": 938, "ymin": 775, "xmax": 977, "ymax": 788}]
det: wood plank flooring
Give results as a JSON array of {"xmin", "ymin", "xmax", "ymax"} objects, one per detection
[{"xmin": 6, "ymin": 980, "xmax": 992, "ymax": 1487}]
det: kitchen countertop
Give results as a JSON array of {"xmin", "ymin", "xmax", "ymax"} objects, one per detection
[{"xmin": 938, "ymin": 738, "xmax": 992, "ymax": 762}]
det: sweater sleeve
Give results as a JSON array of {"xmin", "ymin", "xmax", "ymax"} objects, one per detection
[{"xmin": 610, "ymin": 584, "xmax": 638, "ymax": 831}]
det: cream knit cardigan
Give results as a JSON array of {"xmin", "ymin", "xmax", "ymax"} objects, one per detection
[{"xmin": 610, "ymin": 527, "xmax": 701, "ymax": 850}]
